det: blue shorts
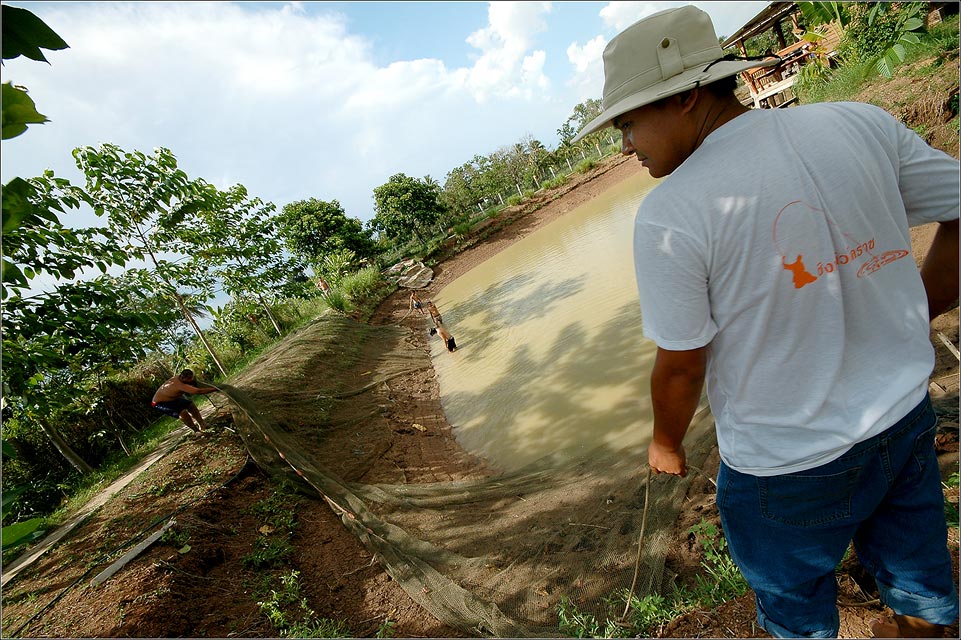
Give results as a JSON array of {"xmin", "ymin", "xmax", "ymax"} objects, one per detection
[
  {"xmin": 152, "ymin": 397, "xmax": 192, "ymax": 418},
  {"xmin": 717, "ymin": 394, "xmax": 958, "ymax": 637}
]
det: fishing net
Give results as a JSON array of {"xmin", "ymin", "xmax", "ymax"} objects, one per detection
[{"xmin": 217, "ymin": 314, "xmax": 715, "ymax": 637}]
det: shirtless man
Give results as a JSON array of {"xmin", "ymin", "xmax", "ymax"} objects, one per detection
[
  {"xmin": 409, "ymin": 291, "xmax": 426, "ymax": 315},
  {"xmin": 435, "ymin": 324, "xmax": 457, "ymax": 352},
  {"xmin": 151, "ymin": 369, "xmax": 218, "ymax": 432},
  {"xmin": 426, "ymin": 300, "xmax": 442, "ymax": 326}
]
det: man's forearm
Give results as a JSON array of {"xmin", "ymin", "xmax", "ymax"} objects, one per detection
[
  {"xmin": 650, "ymin": 347, "xmax": 707, "ymax": 449},
  {"xmin": 921, "ymin": 218, "xmax": 959, "ymax": 320}
]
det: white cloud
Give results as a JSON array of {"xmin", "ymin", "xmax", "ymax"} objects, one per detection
[
  {"xmin": 463, "ymin": 1, "xmax": 552, "ymax": 101},
  {"xmin": 566, "ymin": 35, "xmax": 607, "ymax": 101},
  {"xmin": 597, "ymin": 1, "xmax": 772, "ymax": 41},
  {"xmin": 599, "ymin": 1, "xmax": 675, "ymax": 31},
  {"xmin": 1, "ymin": 1, "xmax": 580, "ymax": 228}
]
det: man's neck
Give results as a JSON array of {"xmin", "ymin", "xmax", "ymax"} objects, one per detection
[{"xmin": 694, "ymin": 97, "xmax": 749, "ymax": 150}]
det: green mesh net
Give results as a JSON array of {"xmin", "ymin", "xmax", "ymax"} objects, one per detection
[{"xmin": 216, "ymin": 314, "xmax": 715, "ymax": 636}]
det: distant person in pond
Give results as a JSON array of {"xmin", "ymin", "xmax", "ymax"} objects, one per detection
[
  {"xmin": 426, "ymin": 300, "xmax": 442, "ymax": 325},
  {"xmin": 151, "ymin": 369, "xmax": 218, "ymax": 433},
  {"xmin": 573, "ymin": 6, "xmax": 959, "ymax": 639},
  {"xmin": 432, "ymin": 324, "xmax": 457, "ymax": 352},
  {"xmin": 409, "ymin": 291, "xmax": 426, "ymax": 315}
]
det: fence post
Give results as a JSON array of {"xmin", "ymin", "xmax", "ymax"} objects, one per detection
[
  {"xmin": 566, "ymin": 158, "xmax": 573, "ymax": 171},
  {"xmin": 498, "ymin": 192, "xmax": 504, "ymax": 205},
  {"xmin": 549, "ymin": 166, "xmax": 556, "ymax": 178},
  {"xmin": 516, "ymin": 183, "xmax": 523, "ymax": 196}
]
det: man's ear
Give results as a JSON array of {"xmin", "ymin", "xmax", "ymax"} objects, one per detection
[{"xmin": 678, "ymin": 86, "xmax": 700, "ymax": 114}]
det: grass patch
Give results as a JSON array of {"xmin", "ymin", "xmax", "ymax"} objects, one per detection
[
  {"xmin": 259, "ymin": 569, "xmax": 351, "ymax": 638},
  {"xmin": 242, "ymin": 481, "xmax": 302, "ymax": 570},
  {"xmin": 574, "ymin": 158, "xmax": 597, "ymax": 174},
  {"xmin": 40, "ymin": 419, "xmax": 182, "ymax": 530},
  {"xmin": 556, "ymin": 518, "xmax": 747, "ymax": 637}
]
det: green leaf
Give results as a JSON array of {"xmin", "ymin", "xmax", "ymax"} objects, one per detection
[
  {"xmin": 1, "ymin": 82, "xmax": 48, "ymax": 140},
  {"xmin": 1, "ymin": 177, "xmax": 39, "ymax": 234},
  {"xmin": 1, "ymin": 440, "xmax": 16, "ymax": 460},
  {"xmin": 2, "ymin": 486, "xmax": 28, "ymax": 520},
  {"xmin": 875, "ymin": 53, "xmax": 895, "ymax": 79},
  {"xmin": 1, "ymin": 6, "xmax": 69, "ymax": 62},
  {"xmin": 2, "ymin": 517, "xmax": 45, "ymax": 551},
  {"xmin": 1, "ymin": 259, "xmax": 26, "ymax": 288},
  {"xmin": 902, "ymin": 17, "xmax": 924, "ymax": 32},
  {"xmin": 899, "ymin": 32, "xmax": 921, "ymax": 46}
]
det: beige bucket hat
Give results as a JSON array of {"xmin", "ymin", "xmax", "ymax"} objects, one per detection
[{"xmin": 572, "ymin": 5, "xmax": 777, "ymax": 142}]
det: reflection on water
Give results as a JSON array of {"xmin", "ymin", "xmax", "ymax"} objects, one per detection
[{"xmin": 430, "ymin": 171, "xmax": 662, "ymax": 471}]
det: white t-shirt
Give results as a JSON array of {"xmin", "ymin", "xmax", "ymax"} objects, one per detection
[{"xmin": 634, "ymin": 101, "xmax": 960, "ymax": 476}]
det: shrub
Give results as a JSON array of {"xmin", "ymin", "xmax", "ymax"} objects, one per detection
[
  {"xmin": 339, "ymin": 266, "xmax": 383, "ymax": 301},
  {"xmin": 323, "ymin": 289, "xmax": 351, "ymax": 313},
  {"xmin": 315, "ymin": 249, "xmax": 357, "ymax": 286},
  {"xmin": 453, "ymin": 221, "xmax": 472, "ymax": 237},
  {"xmin": 575, "ymin": 158, "xmax": 597, "ymax": 173},
  {"xmin": 506, "ymin": 194, "xmax": 523, "ymax": 206}
]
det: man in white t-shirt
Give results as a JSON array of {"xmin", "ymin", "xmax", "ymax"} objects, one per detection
[{"xmin": 573, "ymin": 6, "xmax": 959, "ymax": 638}]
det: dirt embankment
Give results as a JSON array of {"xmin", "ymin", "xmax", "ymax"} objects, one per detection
[{"xmin": 0, "ymin": 155, "xmax": 648, "ymax": 639}]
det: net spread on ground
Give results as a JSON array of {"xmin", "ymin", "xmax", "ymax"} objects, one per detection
[{"xmin": 218, "ymin": 314, "xmax": 715, "ymax": 637}]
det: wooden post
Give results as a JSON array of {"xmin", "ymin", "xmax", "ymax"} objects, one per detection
[{"xmin": 774, "ymin": 20, "xmax": 787, "ymax": 50}]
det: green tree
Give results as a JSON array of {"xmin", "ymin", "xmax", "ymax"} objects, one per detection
[
  {"xmin": 3, "ymin": 271, "xmax": 173, "ymax": 475},
  {"xmin": 0, "ymin": 7, "xmax": 121, "ymax": 479},
  {"xmin": 2, "ymin": 171, "xmax": 128, "ymax": 299},
  {"xmin": 370, "ymin": 173, "xmax": 447, "ymax": 245},
  {"xmin": 189, "ymin": 185, "xmax": 301, "ymax": 336},
  {"xmin": 441, "ymin": 161, "xmax": 482, "ymax": 217},
  {"xmin": 73, "ymin": 143, "xmax": 230, "ymax": 376},
  {"xmin": 277, "ymin": 197, "xmax": 374, "ymax": 266}
]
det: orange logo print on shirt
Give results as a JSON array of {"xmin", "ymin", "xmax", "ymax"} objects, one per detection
[
  {"xmin": 772, "ymin": 200, "xmax": 909, "ymax": 290},
  {"xmin": 782, "ymin": 255, "xmax": 817, "ymax": 289}
]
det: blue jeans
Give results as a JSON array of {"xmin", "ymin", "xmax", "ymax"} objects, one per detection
[{"xmin": 717, "ymin": 394, "xmax": 958, "ymax": 638}]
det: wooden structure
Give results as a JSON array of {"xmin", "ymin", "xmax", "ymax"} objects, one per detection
[{"xmin": 721, "ymin": 2, "xmax": 842, "ymax": 109}]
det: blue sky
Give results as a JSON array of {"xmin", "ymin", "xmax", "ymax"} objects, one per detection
[{"xmin": 2, "ymin": 1, "xmax": 770, "ymax": 226}]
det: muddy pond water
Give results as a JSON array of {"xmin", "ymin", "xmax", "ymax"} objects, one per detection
[{"xmin": 430, "ymin": 170, "xmax": 663, "ymax": 472}]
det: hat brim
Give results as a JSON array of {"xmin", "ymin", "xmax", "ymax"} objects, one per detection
[{"xmin": 571, "ymin": 58, "xmax": 778, "ymax": 143}]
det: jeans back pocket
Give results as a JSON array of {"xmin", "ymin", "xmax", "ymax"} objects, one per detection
[{"xmin": 759, "ymin": 466, "xmax": 862, "ymax": 527}]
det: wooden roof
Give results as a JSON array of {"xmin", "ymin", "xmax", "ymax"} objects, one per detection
[{"xmin": 721, "ymin": 2, "xmax": 798, "ymax": 48}]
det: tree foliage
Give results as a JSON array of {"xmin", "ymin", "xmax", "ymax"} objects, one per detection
[
  {"xmin": 277, "ymin": 197, "xmax": 374, "ymax": 266},
  {"xmin": 73, "ymin": 143, "xmax": 229, "ymax": 375},
  {"xmin": 1, "ymin": 172, "xmax": 127, "ymax": 299},
  {"xmin": 370, "ymin": 173, "xmax": 447, "ymax": 245},
  {"xmin": 190, "ymin": 185, "xmax": 308, "ymax": 334}
]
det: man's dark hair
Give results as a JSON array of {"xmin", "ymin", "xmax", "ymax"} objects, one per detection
[
  {"xmin": 179, "ymin": 369, "xmax": 195, "ymax": 380},
  {"xmin": 702, "ymin": 75, "xmax": 738, "ymax": 98}
]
